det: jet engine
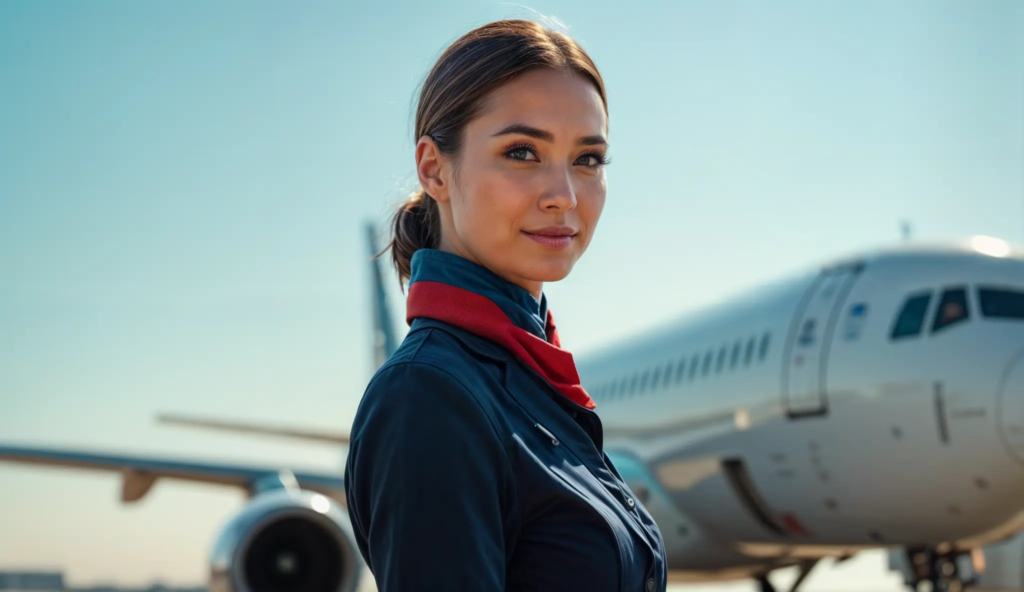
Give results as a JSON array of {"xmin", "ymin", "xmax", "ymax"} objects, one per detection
[{"xmin": 208, "ymin": 487, "xmax": 363, "ymax": 592}]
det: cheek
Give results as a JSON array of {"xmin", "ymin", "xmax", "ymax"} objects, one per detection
[
  {"xmin": 460, "ymin": 168, "xmax": 536, "ymax": 234},
  {"xmin": 579, "ymin": 177, "xmax": 607, "ymax": 228}
]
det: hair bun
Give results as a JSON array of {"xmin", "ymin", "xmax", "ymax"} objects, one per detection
[{"xmin": 408, "ymin": 188, "xmax": 427, "ymax": 205}]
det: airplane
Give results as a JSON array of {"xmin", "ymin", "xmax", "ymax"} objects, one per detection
[
  {"xmin": 0, "ymin": 223, "xmax": 397, "ymax": 592},
  {"xmin": 578, "ymin": 234, "xmax": 1024, "ymax": 592},
  {"xmin": 2, "ymin": 229, "xmax": 1023, "ymax": 592}
]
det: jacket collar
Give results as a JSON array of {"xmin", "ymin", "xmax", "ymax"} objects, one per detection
[
  {"xmin": 408, "ymin": 249, "xmax": 549, "ymax": 341},
  {"xmin": 408, "ymin": 318, "xmax": 605, "ymax": 456}
]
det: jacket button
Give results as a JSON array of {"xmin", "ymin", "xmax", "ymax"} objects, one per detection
[
  {"xmin": 646, "ymin": 577, "xmax": 655, "ymax": 592},
  {"xmin": 626, "ymin": 497, "xmax": 635, "ymax": 509}
]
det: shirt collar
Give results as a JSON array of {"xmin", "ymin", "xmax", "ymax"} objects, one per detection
[{"xmin": 408, "ymin": 249, "xmax": 549, "ymax": 341}]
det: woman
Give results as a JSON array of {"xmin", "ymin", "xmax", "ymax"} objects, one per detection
[{"xmin": 344, "ymin": 19, "xmax": 667, "ymax": 592}]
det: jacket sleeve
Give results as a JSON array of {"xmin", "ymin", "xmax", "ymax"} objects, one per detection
[{"xmin": 344, "ymin": 361, "xmax": 517, "ymax": 592}]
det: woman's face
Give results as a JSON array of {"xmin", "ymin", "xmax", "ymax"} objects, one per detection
[{"xmin": 417, "ymin": 68, "xmax": 608, "ymax": 299}]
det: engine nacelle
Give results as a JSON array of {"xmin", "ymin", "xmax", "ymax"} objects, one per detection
[{"xmin": 209, "ymin": 488, "xmax": 363, "ymax": 592}]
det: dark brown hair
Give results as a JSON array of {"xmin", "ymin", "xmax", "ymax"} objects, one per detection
[{"xmin": 386, "ymin": 19, "xmax": 608, "ymax": 285}]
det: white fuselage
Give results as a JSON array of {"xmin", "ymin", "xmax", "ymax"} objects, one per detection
[{"xmin": 577, "ymin": 240, "xmax": 1024, "ymax": 581}]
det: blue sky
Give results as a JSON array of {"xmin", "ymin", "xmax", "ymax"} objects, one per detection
[{"xmin": 0, "ymin": 0, "xmax": 1020, "ymax": 587}]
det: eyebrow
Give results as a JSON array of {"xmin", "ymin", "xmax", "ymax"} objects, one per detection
[{"xmin": 491, "ymin": 123, "xmax": 607, "ymax": 146}]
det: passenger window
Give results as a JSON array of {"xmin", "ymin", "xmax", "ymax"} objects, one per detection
[
  {"xmin": 650, "ymin": 367, "xmax": 661, "ymax": 390},
  {"xmin": 629, "ymin": 373, "xmax": 639, "ymax": 396},
  {"xmin": 979, "ymin": 287, "xmax": 1024, "ymax": 320},
  {"xmin": 663, "ymin": 362, "xmax": 674, "ymax": 387},
  {"xmin": 758, "ymin": 333, "xmax": 771, "ymax": 361},
  {"xmin": 730, "ymin": 341, "xmax": 742, "ymax": 369},
  {"xmin": 689, "ymin": 354, "xmax": 699, "ymax": 381},
  {"xmin": 798, "ymin": 319, "xmax": 816, "ymax": 347},
  {"xmin": 744, "ymin": 337, "xmax": 755, "ymax": 366},
  {"xmin": 639, "ymin": 370, "xmax": 650, "ymax": 393},
  {"xmin": 675, "ymin": 359, "xmax": 686, "ymax": 383},
  {"xmin": 891, "ymin": 292, "xmax": 932, "ymax": 339},
  {"xmin": 932, "ymin": 287, "xmax": 969, "ymax": 333},
  {"xmin": 715, "ymin": 346, "xmax": 727, "ymax": 374},
  {"xmin": 702, "ymin": 350, "xmax": 713, "ymax": 377}
]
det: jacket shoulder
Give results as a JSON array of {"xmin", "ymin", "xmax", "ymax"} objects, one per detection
[
  {"xmin": 380, "ymin": 322, "xmax": 506, "ymax": 385},
  {"xmin": 352, "ymin": 324, "xmax": 508, "ymax": 439}
]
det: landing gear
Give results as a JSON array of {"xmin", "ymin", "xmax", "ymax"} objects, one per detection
[
  {"xmin": 903, "ymin": 547, "xmax": 982, "ymax": 592},
  {"xmin": 757, "ymin": 559, "xmax": 820, "ymax": 592}
]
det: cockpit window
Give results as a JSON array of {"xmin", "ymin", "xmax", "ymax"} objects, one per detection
[
  {"xmin": 891, "ymin": 292, "xmax": 932, "ymax": 340},
  {"xmin": 979, "ymin": 287, "xmax": 1024, "ymax": 320},
  {"xmin": 932, "ymin": 287, "xmax": 970, "ymax": 333}
]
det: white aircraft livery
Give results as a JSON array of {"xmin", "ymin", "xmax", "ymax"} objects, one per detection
[{"xmin": 2, "ymin": 230, "xmax": 1023, "ymax": 592}]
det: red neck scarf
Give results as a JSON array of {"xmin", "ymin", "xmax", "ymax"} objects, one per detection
[{"xmin": 406, "ymin": 281, "xmax": 596, "ymax": 410}]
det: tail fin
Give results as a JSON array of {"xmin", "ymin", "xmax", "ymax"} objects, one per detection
[{"xmin": 366, "ymin": 221, "xmax": 398, "ymax": 369}]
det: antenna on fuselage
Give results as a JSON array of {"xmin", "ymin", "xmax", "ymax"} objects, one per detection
[{"xmin": 900, "ymin": 220, "xmax": 913, "ymax": 242}]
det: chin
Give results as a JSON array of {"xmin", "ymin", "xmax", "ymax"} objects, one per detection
[{"xmin": 522, "ymin": 257, "xmax": 576, "ymax": 283}]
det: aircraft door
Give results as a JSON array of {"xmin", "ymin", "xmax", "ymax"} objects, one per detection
[
  {"xmin": 997, "ymin": 349, "xmax": 1024, "ymax": 463},
  {"xmin": 783, "ymin": 263, "xmax": 864, "ymax": 418}
]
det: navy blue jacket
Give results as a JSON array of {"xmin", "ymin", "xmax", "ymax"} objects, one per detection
[{"xmin": 344, "ymin": 250, "xmax": 667, "ymax": 592}]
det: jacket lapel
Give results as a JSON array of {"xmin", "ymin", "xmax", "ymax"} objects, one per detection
[{"xmin": 409, "ymin": 319, "xmax": 605, "ymax": 468}]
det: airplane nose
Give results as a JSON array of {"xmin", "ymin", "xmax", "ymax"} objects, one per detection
[{"xmin": 997, "ymin": 350, "xmax": 1024, "ymax": 462}]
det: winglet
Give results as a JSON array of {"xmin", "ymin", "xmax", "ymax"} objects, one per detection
[{"xmin": 366, "ymin": 221, "xmax": 398, "ymax": 369}]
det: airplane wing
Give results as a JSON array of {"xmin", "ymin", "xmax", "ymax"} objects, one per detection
[
  {"xmin": 156, "ymin": 412, "xmax": 350, "ymax": 445},
  {"xmin": 0, "ymin": 444, "xmax": 345, "ymax": 503}
]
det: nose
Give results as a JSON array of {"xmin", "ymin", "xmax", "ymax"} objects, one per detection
[
  {"xmin": 537, "ymin": 167, "xmax": 577, "ymax": 212},
  {"xmin": 996, "ymin": 349, "xmax": 1024, "ymax": 462}
]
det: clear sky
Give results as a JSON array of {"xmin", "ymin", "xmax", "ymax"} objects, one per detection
[{"xmin": 0, "ymin": 0, "xmax": 1021, "ymax": 588}]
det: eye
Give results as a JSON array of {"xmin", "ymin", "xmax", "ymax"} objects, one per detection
[
  {"xmin": 504, "ymin": 143, "xmax": 538, "ymax": 162},
  {"xmin": 576, "ymin": 152, "xmax": 611, "ymax": 168}
]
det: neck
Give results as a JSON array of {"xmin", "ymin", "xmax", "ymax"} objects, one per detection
[
  {"xmin": 437, "ymin": 238, "xmax": 543, "ymax": 300},
  {"xmin": 407, "ymin": 247, "xmax": 550, "ymax": 342}
]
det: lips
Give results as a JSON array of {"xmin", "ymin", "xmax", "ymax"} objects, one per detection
[{"xmin": 522, "ymin": 226, "xmax": 577, "ymax": 250}]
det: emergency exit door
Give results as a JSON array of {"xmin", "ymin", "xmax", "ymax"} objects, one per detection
[{"xmin": 783, "ymin": 263, "xmax": 863, "ymax": 418}]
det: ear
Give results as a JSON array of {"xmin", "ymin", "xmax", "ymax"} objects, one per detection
[{"xmin": 415, "ymin": 136, "xmax": 451, "ymax": 204}]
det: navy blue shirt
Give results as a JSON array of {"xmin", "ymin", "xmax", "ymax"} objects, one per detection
[{"xmin": 344, "ymin": 250, "xmax": 667, "ymax": 592}]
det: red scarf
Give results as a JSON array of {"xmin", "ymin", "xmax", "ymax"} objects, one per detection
[{"xmin": 406, "ymin": 281, "xmax": 596, "ymax": 410}]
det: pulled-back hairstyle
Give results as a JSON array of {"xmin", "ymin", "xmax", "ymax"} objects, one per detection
[{"xmin": 386, "ymin": 19, "xmax": 607, "ymax": 285}]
